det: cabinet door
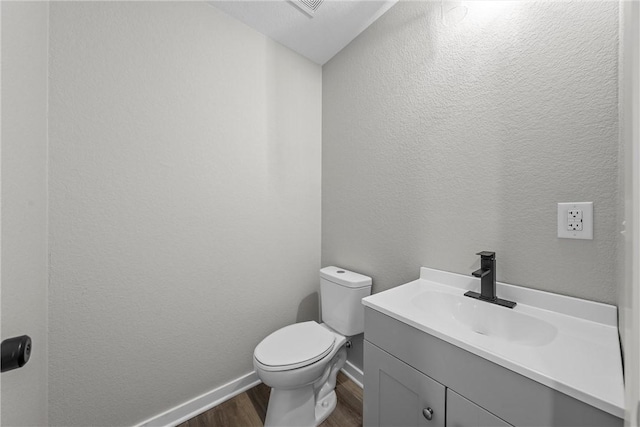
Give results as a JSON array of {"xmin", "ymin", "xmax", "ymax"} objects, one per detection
[
  {"xmin": 364, "ymin": 340, "xmax": 445, "ymax": 427},
  {"xmin": 447, "ymin": 389, "xmax": 512, "ymax": 427}
]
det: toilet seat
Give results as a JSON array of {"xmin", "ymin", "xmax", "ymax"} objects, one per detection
[{"xmin": 254, "ymin": 321, "xmax": 336, "ymax": 372}]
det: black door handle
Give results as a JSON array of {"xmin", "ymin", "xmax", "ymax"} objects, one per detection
[{"xmin": 1, "ymin": 335, "xmax": 32, "ymax": 373}]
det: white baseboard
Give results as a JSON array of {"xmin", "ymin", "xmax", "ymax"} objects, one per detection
[
  {"xmin": 340, "ymin": 360, "xmax": 364, "ymax": 389},
  {"xmin": 135, "ymin": 371, "xmax": 260, "ymax": 427}
]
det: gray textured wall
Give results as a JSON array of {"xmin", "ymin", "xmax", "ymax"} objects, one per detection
[
  {"xmin": 48, "ymin": 3, "xmax": 321, "ymax": 425},
  {"xmin": 323, "ymin": 0, "xmax": 619, "ymax": 313}
]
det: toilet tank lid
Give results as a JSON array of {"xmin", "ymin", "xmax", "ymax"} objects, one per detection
[{"xmin": 320, "ymin": 266, "xmax": 372, "ymax": 288}]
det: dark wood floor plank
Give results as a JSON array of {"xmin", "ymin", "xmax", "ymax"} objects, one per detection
[
  {"xmin": 180, "ymin": 372, "xmax": 362, "ymax": 427},
  {"xmin": 246, "ymin": 382, "xmax": 271, "ymax": 423},
  {"xmin": 179, "ymin": 392, "xmax": 263, "ymax": 427}
]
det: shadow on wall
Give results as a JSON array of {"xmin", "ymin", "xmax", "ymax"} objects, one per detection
[{"xmin": 296, "ymin": 292, "xmax": 319, "ymax": 323}]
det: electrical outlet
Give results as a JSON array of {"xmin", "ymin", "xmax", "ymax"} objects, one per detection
[
  {"xmin": 568, "ymin": 221, "xmax": 583, "ymax": 231},
  {"xmin": 568, "ymin": 209, "xmax": 583, "ymax": 221},
  {"xmin": 567, "ymin": 209, "xmax": 583, "ymax": 231},
  {"xmin": 558, "ymin": 202, "xmax": 593, "ymax": 239}
]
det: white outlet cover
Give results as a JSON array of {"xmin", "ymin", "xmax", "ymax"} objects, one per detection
[{"xmin": 558, "ymin": 202, "xmax": 593, "ymax": 239}]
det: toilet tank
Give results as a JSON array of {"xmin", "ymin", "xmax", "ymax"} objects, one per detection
[{"xmin": 320, "ymin": 266, "xmax": 372, "ymax": 336}]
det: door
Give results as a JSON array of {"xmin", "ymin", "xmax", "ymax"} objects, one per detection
[
  {"xmin": 1, "ymin": 1, "xmax": 49, "ymax": 426},
  {"xmin": 364, "ymin": 340, "xmax": 445, "ymax": 427},
  {"xmin": 620, "ymin": 1, "xmax": 640, "ymax": 426}
]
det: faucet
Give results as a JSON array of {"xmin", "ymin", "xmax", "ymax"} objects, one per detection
[
  {"xmin": 464, "ymin": 251, "xmax": 516, "ymax": 309},
  {"xmin": 472, "ymin": 251, "xmax": 497, "ymax": 300}
]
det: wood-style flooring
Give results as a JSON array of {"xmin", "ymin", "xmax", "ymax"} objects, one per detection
[{"xmin": 178, "ymin": 372, "xmax": 362, "ymax": 427}]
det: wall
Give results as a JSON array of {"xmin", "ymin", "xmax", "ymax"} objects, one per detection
[
  {"xmin": 1, "ymin": 1, "xmax": 49, "ymax": 425},
  {"xmin": 323, "ymin": 0, "xmax": 619, "ymax": 369},
  {"xmin": 47, "ymin": 2, "xmax": 321, "ymax": 426}
]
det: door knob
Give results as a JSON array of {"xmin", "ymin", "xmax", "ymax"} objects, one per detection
[{"xmin": 1, "ymin": 335, "xmax": 32, "ymax": 373}]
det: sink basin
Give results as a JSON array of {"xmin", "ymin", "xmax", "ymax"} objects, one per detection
[{"xmin": 412, "ymin": 290, "xmax": 558, "ymax": 347}]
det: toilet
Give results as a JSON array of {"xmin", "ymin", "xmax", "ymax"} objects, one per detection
[{"xmin": 253, "ymin": 266, "xmax": 372, "ymax": 427}]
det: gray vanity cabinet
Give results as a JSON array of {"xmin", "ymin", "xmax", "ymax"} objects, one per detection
[
  {"xmin": 363, "ymin": 307, "xmax": 622, "ymax": 427},
  {"xmin": 364, "ymin": 341, "xmax": 508, "ymax": 427},
  {"xmin": 363, "ymin": 341, "xmax": 446, "ymax": 427}
]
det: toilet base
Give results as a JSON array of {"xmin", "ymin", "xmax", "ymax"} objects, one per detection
[
  {"xmin": 263, "ymin": 387, "xmax": 338, "ymax": 427},
  {"xmin": 314, "ymin": 390, "xmax": 337, "ymax": 426},
  {"xmin": 264, "ymin": 386, "xmax": 316, "ymax": 427}
]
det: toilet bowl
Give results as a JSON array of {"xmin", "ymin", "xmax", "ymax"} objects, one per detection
[
  {"xmin": 253, "ymin": 321, "xmax": 347, "ymax": 426},
  {"xmin": 253, "ymin": 267, "xmax": 372, "ymax": 427}
]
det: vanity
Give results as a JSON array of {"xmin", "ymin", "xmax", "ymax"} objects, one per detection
[{"xmin": 362, "ymin": 268, "xmax": 625, "ymax": 427}]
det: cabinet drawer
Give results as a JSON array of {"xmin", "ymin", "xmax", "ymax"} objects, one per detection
[
  {"xmin": 447, "ymin": 389, "xmax": 512, "ymax": 427},
  {"xmin": 364, "ymin": 340, "xmax": 445, "ymax": 427}
]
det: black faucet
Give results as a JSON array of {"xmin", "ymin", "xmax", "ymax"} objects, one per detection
[{"xmin": 464, "ymin": 252, "xmax": 516, "ymax": 309}]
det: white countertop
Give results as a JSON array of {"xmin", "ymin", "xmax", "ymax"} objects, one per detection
[{"xmin": 362, "ymin": 267, "xmax": 625, "ymax": 418}]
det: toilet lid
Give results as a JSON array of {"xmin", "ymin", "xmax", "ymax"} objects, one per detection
[{"xmin": 254, "ymin": 321, "xmax": 335, "ymax": 371}]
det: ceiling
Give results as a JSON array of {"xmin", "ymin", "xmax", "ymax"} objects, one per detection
[{"xmin": 209, "ymin": 0, "xmax": 398, "ymax": 65}]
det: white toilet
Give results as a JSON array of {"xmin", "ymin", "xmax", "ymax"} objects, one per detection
[{"xmin": 253, "ymin": 266, "xmax": 372, "ymax": 427}]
